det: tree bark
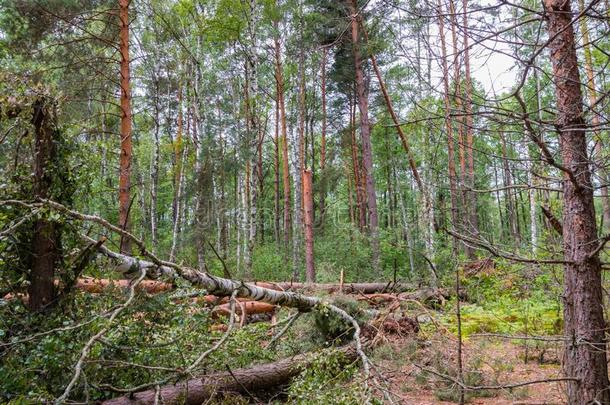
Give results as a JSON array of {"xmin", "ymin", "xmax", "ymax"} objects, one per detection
[
  {"xmin": 292, "ymin": 7, "xmax": 307, "ymax": 279},
  {"xmin": 545, "ymin": 0, "xmax": 610, "ymax": 402},
  {"xmin": 319, "ymin": 47, "xmax": 328, "ymax": 228},
  {"xmin": 461, "ymin": 0, "xmax": 478, "ymax": 241},
  {"xmin": 360, "ymin": 21, "xmax": 436, "ymax": 283},
  {"xmin": 437, "ymin": 0, "xmax": 459, "ymax": 254},
  {"xmin": 103, "ymin": 346, "xmax": 357, "ymax": 405},
  {"xmin": 499, "ymin": 131, "xmax": 520, "ymax": 245},
  {"xmin": 577, "ymin": 0, "xmax": 610, "ymax": 232},
  {"xmin": 303, "ymin": 169, "xmax": 315, "ymax": 283},
  {"xmin": 349, "ymin": 93, "xmax": 366, "ymax": 232},
  {"xmin": 118, "ymin": 0, "xmax": 133, "ymax": 255},
  {"xmin": 349, "ymin": 0, "xmax": 380, "ymax": 271},
  {"xmin": 274, "ymin": 22, "xmax": 292, "ymax": 253},
  {"xmin": 274, "ymin": 84, "xmax": 281, "ymax": 245},
  {"xmin": 29, "ymin": 98, "xmax": 58, "ymax": 311},
  {"xmin": 150, "ymin": 66, "xmax": 160, "ymax": 254},
  {"xmin": 169, "ymin": 85, "xmax": 184, "ymax": 262}
]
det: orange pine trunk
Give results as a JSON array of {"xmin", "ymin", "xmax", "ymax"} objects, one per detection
[
  {"xmin": 118, "ymin": 0, "xmax": 132, "ymax": 254},
  {"xmin": 303, "ymin": 169, "xmax": 315, "ymax": 283}
]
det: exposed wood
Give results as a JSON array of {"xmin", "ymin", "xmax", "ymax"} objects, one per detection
[
  {"xmin": 72, "ymin": 278, "xmax": 174, "ymax": 294},
  {"xmin": 213, "ymin": 301, "xmax": 276, "ymax": 317}
]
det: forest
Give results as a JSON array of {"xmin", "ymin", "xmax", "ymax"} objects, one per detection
[{"xmin": 1, "ymin": 0, "xmax": 609, "ymax": 403}]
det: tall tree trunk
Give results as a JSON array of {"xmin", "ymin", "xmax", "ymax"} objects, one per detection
[
  {"xmin": 169, "ymin": 85, "xmax": 184, "ymax": 262},
  {"xmin": 349, "ymin": 0, "xmax": 380, "ymax": 271},
  {"xmin": 29, "ymin": 98, "xmax": 58, "ymax": 311},
  {"xmin": 349, "ymin": 93, "xmax": 366, "ymax": 232},
  {"xmin": 292, "ymin": 127, "xmax": 303, "ymax": 279},
  {"xmin": 274, "ymin": 21, "xmax": 292, "ymax": 253},
  {"xmin": 577, "ymin": 0, "xmax": 610, "ymax": 232},
  {"xmin": 545, "ymin": 0, "xmax": 610, "ymax": 402},
  {"xmin": 319, "ymin": 48, "xmax": 327, "ymax": 229},
  {"xmin": 293, "ymin": 6, "xmax": 306, "ymax": 278},
  {"xmin": 461, "ymin": 0, "xmax": 478, "ymax": 242},
  {"xmin": 219, "ymin": 133, "xmax": 228, "ymax": 260},
  {"xmin": 236, "ymin": 173, "xmax": 244, "ymax": 273},
  {"xmin": 150, "ymin": 66, "xmax": 160, "ymax": 254},
  {"xmin": 448, "ymin": 0, "xmax": 465, "ymax": 204},
  {"xmin": 169, "ymin": 143, "xmax": 187, "ymax": 262},
  {"xmin": 361, "ymin": 20, "xmax": 436, "ymax": 283},
  {"xmin": 525, "ymin": 142, "xmax": 538, "ymax": 253},
  {"xmin": 360, "ymin": 23, "xmax": 424, "ymax": 195},
  {"xmin": 438, "ymin": 0, "xmax": 459, "ymax": 254},
  {"xmin": 244, "ymin": 54, "xmax": 258, "ymax": 277},
  {"xmin": 534, "ymin": 69, "xmax": 552, "ymax": 234},
  {"xmin": 398, "ymin": 192, "xmax": 416, "ymax": 279},
  {"xmin": 118, "ymin": 0, "xmax": 132, "ymax": 255},
  {"xmin": 499, "ymin": 132, "xmax": 520, "ymax": 245},
  {"xmin": 303, "ymin": 169, "xmax": 315, "ymax": 283},
  {"xmin": 244, "ymin": 160, "xmax": 252, "ymax": 274},
  {"xmin": 274, "ymin": 85, "xmax": 281, "ymax": 245}
]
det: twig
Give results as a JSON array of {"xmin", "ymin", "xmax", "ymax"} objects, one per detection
[
  {"xmin": 205, "ymin": 238, "xmax": 232, "ymax": 279},
  {"xmin": 184, "ymin": 290, "xmax": 238, "ymax": 376},
  {"xmin": 0, "ymin": 208, "xmax": 40, "ymax": 239},
  {"xmin": 470, "ymin": 333, "xmax": 568, "ymax": 342},
  {"xmin": 414, "ymin": 364, "xmax": 578, "ymax": 390},
  {"xmin": 0, "ymin": 315, "xmax": 102, "ymax": 348},
  {"xmin": 100, "ymin": 290, "xmax": 239, "ymax": 395},
  {"xmin": 327, "ymin": 303, "xmax": 371, "ymax": 389},
  {"xmin": 265, "ymin": 311, "xmax": 301, "ymax": 349}
]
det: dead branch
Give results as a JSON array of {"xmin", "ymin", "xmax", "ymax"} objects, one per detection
[
  {"xmin": 414, "ymin": 363, "xmax": 578, "ymax": 391},
  {"xmin": 541, "ymin": 205, "xmax": 563, "ymax": 235}
]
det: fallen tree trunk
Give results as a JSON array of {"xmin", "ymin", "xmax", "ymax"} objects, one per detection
[
  {"xmin": 266, "ymin": 282, "xmax": 414, "ymax": 294},
  {"xmin": 2, "ymin": 279, "xmax": 173, "ymax": 303},
  {"xmin": 357, "ymin": 288, "xmax": 451, "ymax": 306},
  {"xmin": 103, "ymin": 345, "xmax": 357, "ymax": 405},
  {"xmin": 213, "ymin": 301, "xmax": 277, "ymax": 317},
  {"xmin": 72, "ymin": 278, "xmax": 173, "ymax": 294}
]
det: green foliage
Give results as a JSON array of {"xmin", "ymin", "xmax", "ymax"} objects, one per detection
[
  {"xmin": 0, "ymin": 290, "xmax": 274, "ymax": 402},
  {"xmin": 287, "ymin": 349, "xmax": 369, "ymax": 404},
  {"xmin": 442, "ymin": 262, "xmax": 563, "ymax": 338}
]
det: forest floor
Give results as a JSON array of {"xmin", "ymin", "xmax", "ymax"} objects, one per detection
[{"xmin": 372, "ymin": 328, "xmax": 565, "ymax": 404}]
